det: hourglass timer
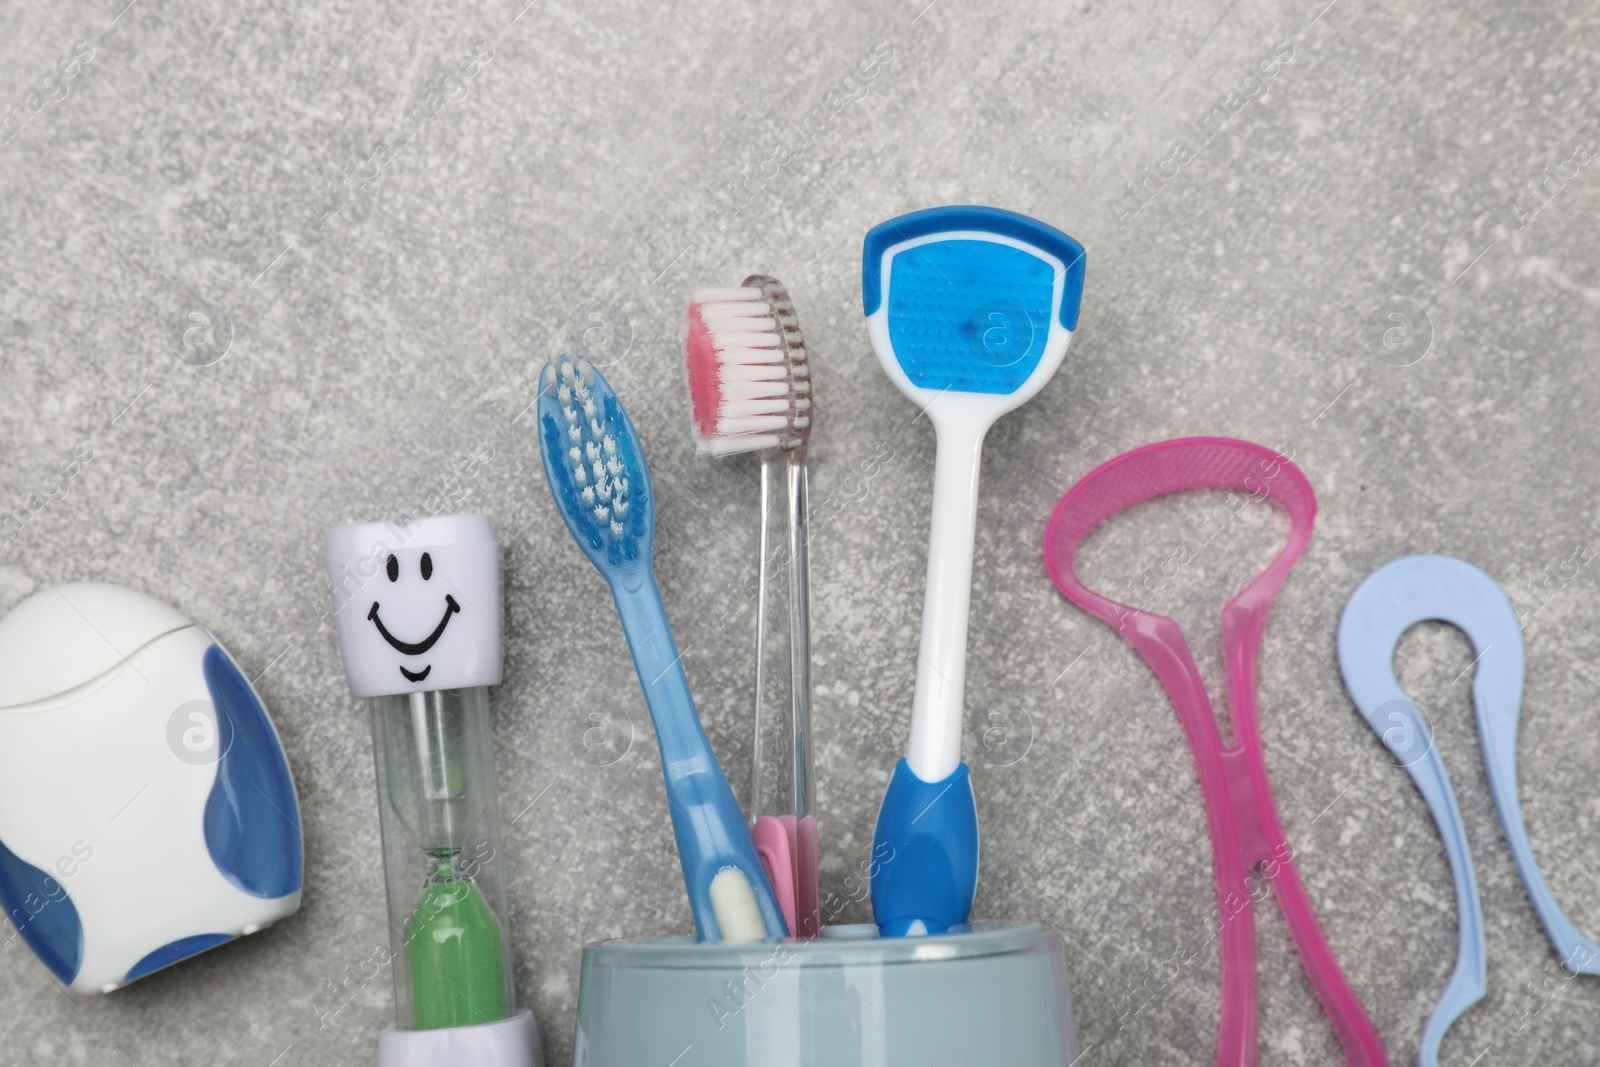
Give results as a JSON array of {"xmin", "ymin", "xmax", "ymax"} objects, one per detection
[{"xmin": 325, "ymin": 514, "xmax": 540, "ymax": 1066}]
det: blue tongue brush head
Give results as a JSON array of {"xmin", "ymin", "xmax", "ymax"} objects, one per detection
[{"xmin": 863, "ymin": 205, "xmax": 1085, "ymax": 404}]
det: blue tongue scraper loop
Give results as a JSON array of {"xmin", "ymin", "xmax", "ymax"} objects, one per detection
[{"xmin": 1337, "ymin": 553, "xmax": 1600, "ymax": 1066}]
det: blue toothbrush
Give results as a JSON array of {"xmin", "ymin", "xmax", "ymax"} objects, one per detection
[
  {"xmin": 862, "ymin": 206, "xmax": 1086, "ymax": 936},
  {"xmin": 536, "ymin": 355, "xmax": 787, "ymax": 942}
]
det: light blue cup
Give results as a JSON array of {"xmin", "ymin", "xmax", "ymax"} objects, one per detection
[{"xmin": 573, "ymin": 921, "xmax": 1078, "ymax": 1066}]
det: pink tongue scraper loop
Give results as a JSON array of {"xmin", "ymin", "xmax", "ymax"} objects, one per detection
[{"xmin": 1043, "ymin": 436, "xmax": 1388, "ymax": 1067}]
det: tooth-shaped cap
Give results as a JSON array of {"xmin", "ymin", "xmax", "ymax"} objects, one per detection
[{"xmin": 324, "ymin": 514, "xmax": 503, "ymax": 699}]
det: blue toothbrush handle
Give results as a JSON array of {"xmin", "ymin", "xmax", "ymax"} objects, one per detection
[
  {"xmin": 612, "ymin": 575, "xmax": 788, "ymax": 941},
  {"xmin": 870, "ymin": 758, "xmax": 978, "ymax": 936}
]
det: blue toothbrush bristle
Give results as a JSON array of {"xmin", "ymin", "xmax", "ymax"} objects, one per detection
[{"xmin": 539, "ymin": 355, "xmax": 648, "ymax": 565}]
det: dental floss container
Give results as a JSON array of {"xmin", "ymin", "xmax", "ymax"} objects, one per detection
[{"xmin": 0, "ymin": 581, "xmax": 304, "ymax": 993}]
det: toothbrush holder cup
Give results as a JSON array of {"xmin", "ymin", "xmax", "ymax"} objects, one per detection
[{"xmin": 573, "ymin": 920, "xmax": 1078, "ymax": 1066}]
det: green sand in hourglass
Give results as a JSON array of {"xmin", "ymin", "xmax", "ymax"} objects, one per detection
[
  {"xmin": 373, "ymin": 686, "xmax": 515, "ymax": 1032},
  {"xmin": 407, "ymin": 873, "xmax": 508, "ymax": 1029}
]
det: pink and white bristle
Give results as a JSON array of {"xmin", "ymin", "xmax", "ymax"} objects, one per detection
[{"xmin": 683, "ymin": 279, "xmax": 811, "ymax": 457}]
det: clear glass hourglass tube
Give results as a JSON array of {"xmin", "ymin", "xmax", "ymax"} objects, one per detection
[{"xmin": 369, "ymin": 686, "xmax": 514, "ymax": 1030}]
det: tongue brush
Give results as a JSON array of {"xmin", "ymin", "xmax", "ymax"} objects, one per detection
[
  {"xmin": 535, "ymin": 354, "xmax": 787, "ymax": 942},
  {"xmin": 862, "ymin": 205, "xmax": 1086, "ymax": 936}
]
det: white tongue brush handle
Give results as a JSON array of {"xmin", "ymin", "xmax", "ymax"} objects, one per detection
[{"xmin": 906, "ymin": 411, "xmax": 989, "ymax": 783}]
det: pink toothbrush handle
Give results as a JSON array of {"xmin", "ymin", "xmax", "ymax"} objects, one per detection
[{"xmin": 753, "ymin": 815, "xmax": 798, "ymax": 935}]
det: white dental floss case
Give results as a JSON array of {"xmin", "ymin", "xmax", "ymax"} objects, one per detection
[{"xmin": 0, "ymin": 582, "xmax": 303, "ymax": 993}]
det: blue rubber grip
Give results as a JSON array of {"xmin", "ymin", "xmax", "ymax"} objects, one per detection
[
  {"xmin": 870, "ymin": 759, "xmax": 978, "ymax": 936},
  {"xmin": 125, "ymin": 933, "xmax": 234, "ymax": 981}
]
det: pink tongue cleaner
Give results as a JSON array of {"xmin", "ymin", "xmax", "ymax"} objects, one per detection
[
  {"xmin": 683, "ymin": 305, "xmax": 722, "ymax": 439},
  {"xmin": 1042, "ymin": 437, "xmax": 1387, "ymax": 1067}
]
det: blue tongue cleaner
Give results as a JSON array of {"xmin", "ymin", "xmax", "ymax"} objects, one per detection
[
  {"xmin": 862, "ymin": 208, "xmax": 1086, "ymax": 939},
  {"xmin": 1338, "ymin": 553, "xmax": 1600, "ymax": 1059},
  {"xmin": 885, "ymin": 240, "xmax": 1057, "ymax": 394},
  {"xmin": 863, "ymin": 205, "xmax": 1087, "ymax": 397}
]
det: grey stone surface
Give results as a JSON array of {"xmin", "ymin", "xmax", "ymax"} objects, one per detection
[{"xmin": 2, "ymin": 0, "xmax": 1599, "ymax": 1063}]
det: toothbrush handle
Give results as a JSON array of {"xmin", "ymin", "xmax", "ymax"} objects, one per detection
[
  {"xmin": 612, "ymin": 574, "xmax": 788, "ymax": 941},
  {"xmin": 752, "ymin": 454, "xmax": 785, "ymax": 822},
  {"xmin": 906, "ymin": 417, "xmax": 987, "ymax": 783},
  {"xmin": 751, "ymin": 453, "xmax": 821, "ymax": 938},
  {"xmin": 786, "ymin": 453, "xmax": 821, "ymax": 937},
  {"xmin": 613, "ymin": 577, "xmax": 713, "ymax": 763}
]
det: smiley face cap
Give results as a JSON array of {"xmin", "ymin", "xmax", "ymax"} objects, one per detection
[{"xmin": 325, "ymin": 514, "xmax": 502, "ymax": 699}]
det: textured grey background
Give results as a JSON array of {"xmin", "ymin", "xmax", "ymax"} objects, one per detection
[{"xmin": 2, "ymin": 0, "xmax": 1598, "ymax": 1063}]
